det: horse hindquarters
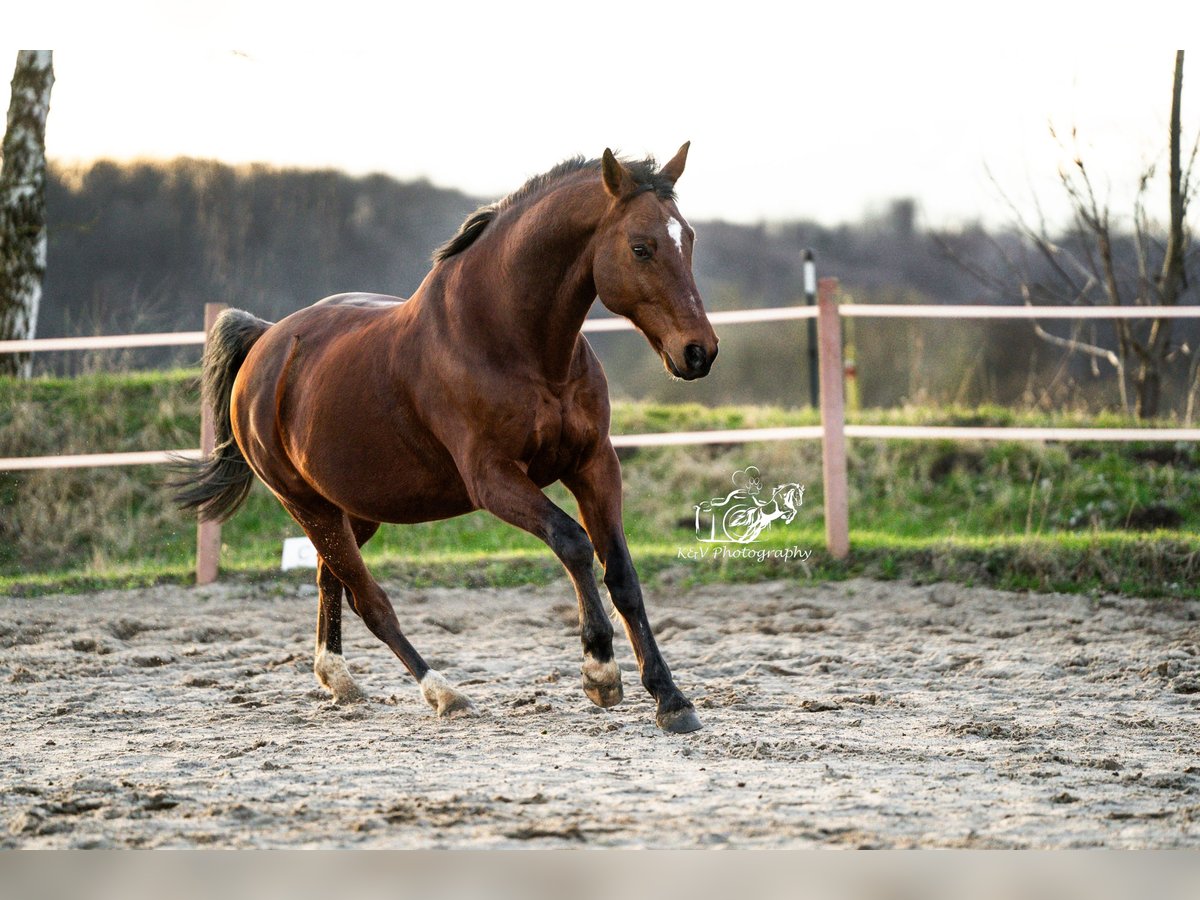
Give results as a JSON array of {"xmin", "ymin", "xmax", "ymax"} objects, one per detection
[
  {"xmin": 172, "ymin": 310, "xmax": 271, "ymax": 522},
  {"xmin": 222, "ymin": 315, "xmax": 478, "ymax": 718}
]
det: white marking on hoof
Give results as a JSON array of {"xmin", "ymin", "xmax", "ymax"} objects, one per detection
[
  {"xmin": 581, "ymin": 656, "xmax": 623, "ymax": 708},
  {"xmin": 420, "ymin": 669, "xmax": 478, "ymax": 718},
  {"xmin": 314, "ymin": 649, "xmax": 365, "ymax": 704}
]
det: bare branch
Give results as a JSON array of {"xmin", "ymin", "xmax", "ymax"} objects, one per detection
[
  {"xmin": 961, "ymin": 54, "xmax": 1190, "ymax": 418},
  {"xmin": 1133, "ymin": 168, "xmax": 1154, "ymax": 293},
  {"xmin": 1159, "ymin": 49, "xmax": 1187, "ymax": 307},
  {"xmin": 932, "ymin": 231, "xmax": 1011, "ymax": 296},
  {"xmin": 1020, "ymin": 283, "xmax": 1120, "ymax": 367}
]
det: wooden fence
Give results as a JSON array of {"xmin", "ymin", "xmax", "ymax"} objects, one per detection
[{"xmin": 4, "ymin": 287, "xmax": 1200, "ymax": 582}]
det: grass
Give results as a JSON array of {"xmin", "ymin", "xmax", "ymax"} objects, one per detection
[{"xmin": 2, "ymin": 369, "xmax": 1198, "ymax": 598}]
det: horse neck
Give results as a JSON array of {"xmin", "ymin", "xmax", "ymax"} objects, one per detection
[{"xmin": 460, "ymin": 179, "xmax": 606, "ymax": 382}]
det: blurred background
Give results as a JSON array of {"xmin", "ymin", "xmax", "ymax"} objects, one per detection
[
  {"xmin": 4, "ymin": 6, "xmax": 1199, "ymax": 417},
  {"xmin": 4, "ymin": 7, "xmax": 1200, "ymax": 589}
]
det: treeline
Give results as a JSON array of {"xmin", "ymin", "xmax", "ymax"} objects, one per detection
[
  {"xmin": 44, "ymin": 159, "xmax": 476, "ymax": 334},
  {"xmin": 36, "ymin": 159, "xmax": 1199, "ymax": 413}
]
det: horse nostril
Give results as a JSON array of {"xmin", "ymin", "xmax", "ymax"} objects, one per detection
[{"xmin": 684, "ymin": 343, "xmax": 707, "ymax": 373}]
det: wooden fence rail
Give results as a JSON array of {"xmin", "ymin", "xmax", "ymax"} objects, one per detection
[{"xmin": 4, "ymin": 291, "xmax": 1200, "ymax": 578}]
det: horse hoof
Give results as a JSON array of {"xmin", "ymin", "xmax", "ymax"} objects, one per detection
[
  {"xmin": 581, "ymin": 657, "xmax": 623, "ymax": 708},
  {"xmin": 420, "ymin": 669, "xmax": 478, "ymax": 719},
  {"xmin": 314, "ymin": 651, "xmax": 367, "ymax": 704},
  {"xmin": 583, "ymin": 680, "xmax": 624, "ymax": 708},
  {"xmin": 332, "ymin": 683, "xmax": 367, "ymax": 705},
  {"xmin": 657, "ymin": 705, "xmax": 703, "ymax": 734},
  {"xmin": 436, "ymin": 693, "xmax": 479, "ymax": 719}
]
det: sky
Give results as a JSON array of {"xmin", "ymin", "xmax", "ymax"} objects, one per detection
[{"xmin": 6, "ymin": 2, "xmax": 1200, "ymax": 229}]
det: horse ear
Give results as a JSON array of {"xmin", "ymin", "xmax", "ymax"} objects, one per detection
[
  {"xmin": 659, "ymin": 141, "xmax": 690, "ymax": 186},
  {"xmin": 602, "ymin": 148, "xmax": 638, "ymax": 198}
]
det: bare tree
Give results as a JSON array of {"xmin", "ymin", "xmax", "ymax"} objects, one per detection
[
  {"xmin": 945, "ymin": 51, "xmax": 1198, "ymax": 419},
  {"xmin": 0, "ymin": 50, "xmax": 54, "ymax": 378}
]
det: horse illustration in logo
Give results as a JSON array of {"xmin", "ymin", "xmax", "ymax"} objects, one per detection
[{"xmin": 694, "ymin": 466, "xmax": 805, "ymax": 543}]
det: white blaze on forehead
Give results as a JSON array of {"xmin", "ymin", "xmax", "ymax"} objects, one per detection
[{"xmin": 666, "ymin": 217, "xmax": 685, "ymax": 254}]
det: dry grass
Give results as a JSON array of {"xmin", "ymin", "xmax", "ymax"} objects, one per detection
[{"xmin": 0, "ymin": 371, "xmax": 197, "ymax": 573}]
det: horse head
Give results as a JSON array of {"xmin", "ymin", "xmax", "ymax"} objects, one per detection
[{"xmin": 591, "ymin": 143, "xmax": 718, "ymax": 381}]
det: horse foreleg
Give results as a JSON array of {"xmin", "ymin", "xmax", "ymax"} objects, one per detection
[
  {"xmin": 312, "ymin": 517, "xmax": 379, "ymax": 703},
  {"xmin": 463, "ymin": 457, "xmax": 622, "ymax": 711},
  {"xmin": 565, "ymin": 447, "xmax": 702, "ymax": 734}
]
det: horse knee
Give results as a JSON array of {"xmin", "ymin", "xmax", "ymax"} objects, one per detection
[
  {"xmin": 552, "ymin": 520, "xmax": 594, "ymax": 573},
  {"xmin": 603, "ymin": 558, "xmax": 634, "ymax": 593},
  {"xmin": 357, "ymin": 602, "xmax": 388, "ymax": 634}
]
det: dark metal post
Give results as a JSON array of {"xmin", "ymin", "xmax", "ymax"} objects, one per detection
[{"xmin": 804, "ymin": 249, "xmax": 818, "ymax": 407}]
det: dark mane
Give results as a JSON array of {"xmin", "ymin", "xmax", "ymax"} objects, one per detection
[{"xmin": 433, "ymin": 154, "xmax": 676, "ymax": 263}]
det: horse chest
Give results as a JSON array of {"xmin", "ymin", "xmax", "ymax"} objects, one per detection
[{"xmin": 521, "ymin": 397, "xmax": 592, "ymax": 479}]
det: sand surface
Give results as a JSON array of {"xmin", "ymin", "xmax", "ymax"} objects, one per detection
[{"xmin": 2, "ymin": 575, "xmax": 1197, "ymax": 848}]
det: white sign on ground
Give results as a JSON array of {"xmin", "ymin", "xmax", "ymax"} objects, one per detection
[{"xmin": 281, "ymin": 536, "xmax": 318, "ymax": 571}]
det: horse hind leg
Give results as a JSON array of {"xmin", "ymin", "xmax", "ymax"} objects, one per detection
[
  {"xmin": 313, "ymin": 557, "xmax": 366, "ymax": 703},
  {"xmin": 313, "ymin": 517, "xmax": 379, "ymax": 702},
  {"xmin": 417, "ymin": 669, "xmax": 477, "ymax": 717},
  {"xmin": 294, "ymin": 502, "xmax": 477, "ymax": 718}
]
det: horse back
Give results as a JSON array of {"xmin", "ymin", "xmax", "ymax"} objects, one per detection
[{"xmin": 313, "ymin": 292, "xmax": 407, "ymax": 309}]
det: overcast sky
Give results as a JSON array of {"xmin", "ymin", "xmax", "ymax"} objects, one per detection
[{"xmin": 7, "ymin": 2, "xmax": 1199, "ymax": 228}]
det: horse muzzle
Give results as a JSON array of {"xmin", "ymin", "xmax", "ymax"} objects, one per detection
[{"xmin": 664, "ymin": 342, "xmax": 717, "ymax": 380}]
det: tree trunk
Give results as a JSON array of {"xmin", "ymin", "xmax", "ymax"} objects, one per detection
[
  {"xmin": 0, "ymin": 50, "xmax": 54, "ymax": 378},
  {"xmin": 1136, "ymin": 363, "xmax": 1162, "ymax": 420},
  {"xmin": 1159, "ymin": 51, "xmax": 1186, "ymax": 304},
  {"xmin": 1132, "ymin": 50, "xmax": 1186, "ymax": 420}
]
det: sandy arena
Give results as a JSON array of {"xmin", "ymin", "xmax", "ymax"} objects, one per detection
[{"xmin": 1, "ymin": 576, "xmax": 1197, "ymax": 848}]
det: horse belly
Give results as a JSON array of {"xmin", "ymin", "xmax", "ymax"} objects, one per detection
[{"xmin": 306, "ymin": 442, "xmax": 475, "ymax": 524}]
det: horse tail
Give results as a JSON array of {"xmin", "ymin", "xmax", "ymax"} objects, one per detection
[{"xmin": 171, "ymin": 309, "xmax": 272, "ymax": 522}]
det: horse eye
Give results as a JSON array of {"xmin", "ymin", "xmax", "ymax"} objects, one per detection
[{"xmin": 631, "ymin": 244, "xmax": 652, "ymax": 260}]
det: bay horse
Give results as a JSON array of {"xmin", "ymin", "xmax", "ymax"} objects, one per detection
[{"xmin": 174, "ymin": 144, "xmax": 718, "ymax": 733}]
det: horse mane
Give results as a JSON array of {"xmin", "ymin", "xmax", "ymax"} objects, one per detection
[{"xmin": 433, "ymin": 154, "xmax": 676, "ymax": 263}]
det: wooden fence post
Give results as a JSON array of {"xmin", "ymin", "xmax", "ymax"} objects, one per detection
[
  {"xmin": 196, "ymin": 302, "xmax": 226, "ymax": 585},
  {"xmin": 817, "ymin": 278, "xmax": 850, "ymax": 559}
]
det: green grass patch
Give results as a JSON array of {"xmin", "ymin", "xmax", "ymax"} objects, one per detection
[
  {"xmin": 5, "ymin": 530, "xmax": 1196, "ymax": 602},
  {"xmin": 2, "ymin": 370, "xmax": 1198, "ymax": 598}
]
